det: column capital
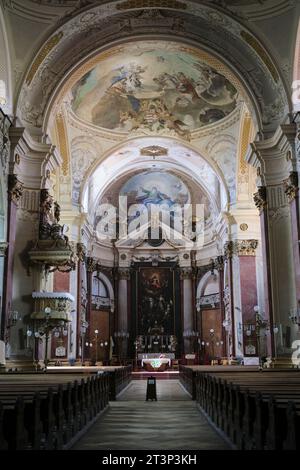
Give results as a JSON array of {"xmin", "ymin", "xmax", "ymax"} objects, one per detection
[
  {"xmin": 86, "ymin": 257, "xmax": 97, "ymax": 273},
  {"xmin": 253, "ymin": 186, "xmax": 267, "ymax": 212},
  {"xmin": 234, "ymin": 239, "xmax": 258, "ymax": 256},
  {"xmin": 224, "ymin": 241, "xmax": 234, "ymax": 259},
  {"xmin": 76, "ymin": 243, "xmax": 86, "ymax": 263},
  {"xmin": 180, "ymin": 267, "xmax": 193, "ymax": 280},
  {"xmin": 283, "ymin": 171, "xmax": 299, "ymax": 202},
  {"xmin": 215, "ymin": 255, "xmax": 225, "ymax": 270},
  {"xmin": 224, "ymin": 239, "xmax": 258, "ymax": 257},
  {"xmin": 8, "ymin": 174, "xmax": 24, "ymax": 205},
  {"xmin": 247, "ymin": 123, "xmax": 297, "ymax": 185},
  {"xmin": 0, "ymin": 242, "xmax": 8, "ymax": 257},
  {"xmin": 118, "ymin": 268, "xmax": 131, "ymax": 281}
]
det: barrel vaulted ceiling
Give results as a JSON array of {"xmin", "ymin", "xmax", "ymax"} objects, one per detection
[{"xmin": 0, "ymin": 0, "xmax": 295, "ymax": 245}]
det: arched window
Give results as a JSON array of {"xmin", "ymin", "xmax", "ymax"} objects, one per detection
[{"xmin": 92, "ymin": 276, "xmax": 108, "ymax": 298}]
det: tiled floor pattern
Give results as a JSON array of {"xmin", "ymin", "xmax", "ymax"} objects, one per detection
[{"xmin": 73, "ymin": 380, "xmax": 229, "ymax": 450}]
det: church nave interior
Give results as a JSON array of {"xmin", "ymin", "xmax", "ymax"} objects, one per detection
[{"xmin": 0, "ymin": 0, "xmax": 300, "ymax": 453}]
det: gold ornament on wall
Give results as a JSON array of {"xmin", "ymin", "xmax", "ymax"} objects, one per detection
[{"xmin": 26, "ymin": 32, "xmax": 63, "ymax": 86}]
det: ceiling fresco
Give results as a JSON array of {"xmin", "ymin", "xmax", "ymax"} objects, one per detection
[
  {"xmin": 97, "ymin": 169, "xmax": 213, "ymax": 222},
  {"xmin": 120, "ymin": 171, "xmax": 191, "ymax": 207},
  {"xmin": 71, "ymin": 41, "xmax": 238, "ymax": 137}
]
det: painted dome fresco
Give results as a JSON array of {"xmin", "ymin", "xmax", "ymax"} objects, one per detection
[{"xmin": 71, "ymin": 41, "xmax": 239, "ymax": 135}]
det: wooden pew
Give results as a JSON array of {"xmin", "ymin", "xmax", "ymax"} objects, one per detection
[
  {"xmin": 193, "ymin": 369, "xmax": 300, "ymax": 450},
  {"xmin": 0, "ymin": 372, "xmax": 110, "ymax": 450}
]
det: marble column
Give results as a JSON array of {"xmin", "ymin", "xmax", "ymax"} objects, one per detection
[
  {"xmin": 85, "ymin": 257, "xmax": 95, "ymax": 360},
  {"xmin": 253, "ymin": 187, "xmax": 275, "ymax": 356},
  {"xmin": 181, "ymin": 268, "xmax": 194, "ymax": 354},
  {"xmin": 216, "ymin": 256, "xmax": 226, "ymax": 357},
  {"xmin": 224, "ymin": 242, "xmax": 236, "ymax": 357},
  {"xmin": 117, "ymin": 268, "xmax": 130, "ymax": 360},
  {"xmin": 76, "ymin": 243, "xmax": 86, "ymax": 361}
]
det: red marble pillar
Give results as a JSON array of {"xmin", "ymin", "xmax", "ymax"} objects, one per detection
[
  {"xmin": 224, "ymin": 243, "xmax": 236, "ymax": 357},
  {"xmin": 239, "ymin": 256, "xmax": 258, "ymax": 322},
  {"xmin": 217, "ymin": 257, "xmax": 226, "ymax": 357},
  {"xmin": 85, "ymin": 258, "xmax": 94, "ymax": 360},
  {"xmin": 1, "ymin": 175, "xmax": 23, "ymax": 341},
  {"xmin": 254, "ymin": 187, "xmax": 274, "ymax": 356}
]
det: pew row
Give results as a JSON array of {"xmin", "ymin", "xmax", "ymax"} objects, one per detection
[
  {"xmin": 0, "ymin": 372, "xmax": 110, "ymax": 450},
  {"xmin": 181, "ymin": 368, "xmax": 300, "ymax": 450}
]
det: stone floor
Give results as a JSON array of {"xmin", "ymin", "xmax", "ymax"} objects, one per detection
[{"xmin": 72, "ymin": 380, "xmax": 229, "ymax": 450}]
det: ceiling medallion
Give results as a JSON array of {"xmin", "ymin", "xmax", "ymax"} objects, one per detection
[{"xmin": 140, "ymin": 146, "xmax": 168, "ymax": 158}]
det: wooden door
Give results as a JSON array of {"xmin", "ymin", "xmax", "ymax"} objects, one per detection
[
  {"xmin": 90, "ymin": 310, "xmax": 110, "ymax": 363},
  {"xmin": 199, "ymin": 308, "xmax": 224, "ymax": 361}
]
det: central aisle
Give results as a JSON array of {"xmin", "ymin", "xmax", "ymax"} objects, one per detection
[{"xmin": 73, "ymin": 380, "xmax": 229, "ymax": 450}]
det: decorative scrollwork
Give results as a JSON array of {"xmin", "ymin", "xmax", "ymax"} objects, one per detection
[
  {"xmin": 284, "ymin": 172, "xmax": 299, "ymax": 203},
  {"xmin": 253, "ymin": 186, "xmax": 267, "ymax": 212}
]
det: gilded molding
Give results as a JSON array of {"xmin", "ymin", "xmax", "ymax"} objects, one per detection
[
  {"xmin": 284, "ymin": 172, "xmax": 299, "ymax": 203},
  {"xmin": 238, "ymin": 114, "xmax": 251, "ymax": 184},
  {"xmin": 26, "ymin": 32, "xmax": 63, "ymax": 86},
  {"xmin": 8, "ymin": 174, "xmax": 24, "ymax": 204},
  {"xmin": 55, "ymin": 113, "xmax": 70, "ymax": 176},
  {"xmin": 253, "ymin": 186, "xmax": 267, "ymax": 212},
  {"xmin": 240, "ymin": 30, "xmax": 279, "ymax": 83},
  {"xmin": 140, "ymin": 146, "xmax": 168, "ymax": 157}
]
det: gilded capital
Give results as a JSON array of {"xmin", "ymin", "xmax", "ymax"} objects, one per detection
[
  {"xmin": 76, "ymin": 243, "xmax": 86, "ymax": 263},
  {"xmin": 118, "ymin": 268, "xmax": 131, "ymax": 280},
  {"xmin": 224, "ymin": 241, "xmax": 234, "ymax": 259},
  {"xmin": 180, "ymin": 267, "xmax": 192, "ymax": 280},
  {"xmin": 253, "ymin": 186, "xmax": 267, "ymax": 212},
  {"xmin": 86, "ymin": 256, "xmax": 97, "ymax": 273},
  {"xmin": 215, "ymin": 255, "xmax": 224, "ymax": 270},
  {"xmin": 284, "ymin": 172, "xmax": 299, "ymax": 202},
  {"xmin": 0, "ymin": 242, "xmax": 8, "ymax": 257},
  {"xmin": 234, "ymin": 239, "xmax": 258, "ymax": 256},
  {"xmin": 8, "ymin": 174, "xmax": 24, "ymax": 204}
]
